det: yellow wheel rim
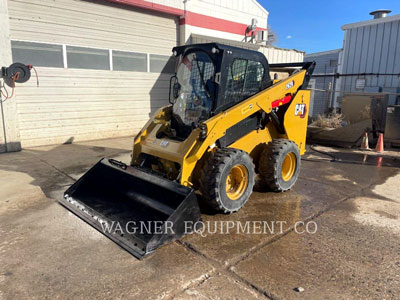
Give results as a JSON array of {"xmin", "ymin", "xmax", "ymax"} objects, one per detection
[
  {"xmin": 226, "ymin": 164, "xmax": 248, "ymax": 200},
  {"xmin": 281, "ymin": 152, "xmax": 296, "ymax": 181}
]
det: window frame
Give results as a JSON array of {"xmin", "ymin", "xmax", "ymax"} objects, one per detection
[
  {"xmin": 112, "ymin": 49, "xmax": 148, "ymax": 72},
  {"xmin": 11, "ymin": 39, "xmax": 175, "ymax": 74},
  {"xmin": 225, "ymin": 58, "xmax": 265, "ymax": 102},
  {"xmin": 11, "ymin": 40, "xmax": 64, "ymax": 68}
]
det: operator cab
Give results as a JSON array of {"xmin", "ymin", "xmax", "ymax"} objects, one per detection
[{"xmin": 170, "ymin": 43, "xmax": 272, "ymax": 138}]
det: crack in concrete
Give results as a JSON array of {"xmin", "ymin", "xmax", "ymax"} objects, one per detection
[
  {"xmin": 173, "ymin": 240, "xmax": 275, "ymax": 299},
  {"xmin": 38, "ymin": 158, "xmax": 77, "ymax": 182}
]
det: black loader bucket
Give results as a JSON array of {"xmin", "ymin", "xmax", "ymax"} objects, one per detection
[{"xmin": 60, "ymin": 158, "xmax": 201, "ymax": 259}]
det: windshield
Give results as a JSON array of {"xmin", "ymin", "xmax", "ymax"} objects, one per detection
[{"xmin": 172, "ymin": 51, "xmax": 215, "ymax": 127}]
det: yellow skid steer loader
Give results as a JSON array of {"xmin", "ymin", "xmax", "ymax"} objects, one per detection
[{"xmin": 61, "ymin": 43, "xmax": 315, "ymax": 259}]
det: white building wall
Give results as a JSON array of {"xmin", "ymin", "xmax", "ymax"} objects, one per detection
[
  {"xmin": 189, "ymin": 0, "xmax": 268, "ymax": 26},
  {"xmin": 8, "ymin": 0, "xmax": 179, "ymax": 147},
  {"xmin": 260, "ymin": 46, "xmax": 304, "ymax": 63},
  {"xmin": 180, "ymin": 0, "xmax": 268, "ymax": 44},
  {"xmin": 151, "ymin": 0, "xmax": 185, "ymax": 10},
  {"xmin": 186, "ymin": 26, "xmax": 244, "ymax": 44}
]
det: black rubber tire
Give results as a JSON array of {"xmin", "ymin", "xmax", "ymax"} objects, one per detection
[
  {"xmin": 199, "ymin": 148, "xmax": 255, "ymax": 213},
  {"xmin": 259, "ymin": 139, "xmax": 301, "ymax": 192}
]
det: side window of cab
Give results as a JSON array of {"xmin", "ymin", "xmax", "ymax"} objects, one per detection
[{"xmin": 226, "ymin": 59, "xmax": 265, "ymax": 103}]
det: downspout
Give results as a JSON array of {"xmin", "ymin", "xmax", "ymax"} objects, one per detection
[
  {"xmin": 0, "ymin": 95, "xmax": 7, "ymax": 152},
  {"xmin": 181, "ymin": 0, "xmax": 191, "ymax": 45}
]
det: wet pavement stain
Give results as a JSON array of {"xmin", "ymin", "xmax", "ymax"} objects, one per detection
[
  {"xmin": 333, "ymin": 152, "xmax": 400, "ymax": 167},
  {"xmin": 304, "ymin": 147, "xmax": 400, "ymax": 168}
]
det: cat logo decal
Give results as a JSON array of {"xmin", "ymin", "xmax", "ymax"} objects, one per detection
[{"xmin": 295, "ymin": 103, "xmax": 307, "ymax": 118}]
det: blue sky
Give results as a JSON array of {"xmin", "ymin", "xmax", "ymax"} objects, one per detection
[{"xmin": 259, "ymin": 0, "xmax": 400, "ymax": 54}]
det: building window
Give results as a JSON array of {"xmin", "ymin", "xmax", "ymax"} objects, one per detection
[
  {"xmin": 11, "ymin": 41, "xmax": 63, "ymax": 68},
  {"xmin": 112, "ymin": 50, "xmax": 147, "ymax": 72},
  {"xmin": 12, "ymin": 40, "xmax": 178, "ymax": 74},
  {"xmin": 66, "ymin": 46, "xmax": 110, "ymax": 70},
  {"xmin": 150, "ymin": 54, "xmax": 176, "ymax": 73},
  {"xmin": 330, "ymin": 59, "xmax": 338, "ymax": 67}
]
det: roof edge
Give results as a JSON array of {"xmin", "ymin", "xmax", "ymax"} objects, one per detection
[
  {"xmin": 341, "ymin": 13, "xmax": 400, "ymax": 30},
  {"xmin": 252, "ymin": 0, "xmax": 269, "ymax": 16},
  {"xmin": 264, "ymin": 45, "xmax": 305, "ymax": 54},
  {"xmin": 305, "ymin": 48, "xmax": 342, "ymax": 57}
]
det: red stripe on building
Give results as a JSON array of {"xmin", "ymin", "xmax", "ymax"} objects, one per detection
[
  {"xmin": 180, "ymin": 11, "xmax": 266, "ymax": 36},
  {"xmin": 107, "ymin": 0, "xmax": 266, "ymax": 36}
]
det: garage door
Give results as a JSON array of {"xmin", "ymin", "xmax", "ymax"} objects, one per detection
[{"xmin": 8, "ymin": 0, "xmax": 179, "ymax": 147}]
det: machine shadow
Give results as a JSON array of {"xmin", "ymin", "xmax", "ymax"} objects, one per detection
[{"xmin": 148, "ymin": 57, "xmax": 177, "ymax": 117}]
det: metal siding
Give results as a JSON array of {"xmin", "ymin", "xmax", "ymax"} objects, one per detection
[
  {"xmin": 365, "ymin": 24, "xmax": 377, "ymax": 74},
  {"xmin": 378, "ymin": 22, "xmax": 391, "ymax": 87},
  {"xmin": 344, "ymin": 29, "xmax": 356, "ymax": 90},
  {"xmin": 260, "ymin": 47, "xmax": 304, "ymax": 63},
  {"xmin": 386, "ymin": 21, "xmax": 398, "ymax": 87},
  {"xmin": 304, "ymin": 51, "xmax": 340, "ymax": 117},
  {"xmin": 349, "ymin": 27, "xmax": 363, "ymax": 92},
  {"xmin": 391, "ymin": 21, "xmax": 400, "ymax": 87},
  {"xmin": 340, "ymin": 19, "xmax": 400, "ymax": 96},
  {"xmin": 8, "ymin": 0, "xmax": 179, "ymax": 147},
  {"xmin": 9, "ymin": 0, "xmax": 179, "ymax": 55},
  {"xmin": 371, "ymin": 23, "xmax": 384, "ymax": 87},
  {"xmin": 306, "ymin": 52, "xmax": 339, "ymax": 74},
  {"xmin": 358, "ymin": 25, "xmax": 370, "ymax": 74}
]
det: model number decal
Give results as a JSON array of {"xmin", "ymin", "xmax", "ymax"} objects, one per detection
[
  {"xmin": 241, "ymin": 104, "xmax": 253, "ymax": 114},
  {"xmin": 295, "ymin": 103, "xmax": 306, "ymax": 118}
]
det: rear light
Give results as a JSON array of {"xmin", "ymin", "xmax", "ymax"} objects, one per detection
[{"xmin": 271, "ymin": 95, "xmax": 292, "ymax": 108}]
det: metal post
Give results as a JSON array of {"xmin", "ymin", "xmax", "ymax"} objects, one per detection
[
  {"xmin": 325, "ymin": 82, "xmax": 332, "ymax": 114},
  {"xmin": 330, "ymin": 67, "xmax": 337, "ymax": 111}
]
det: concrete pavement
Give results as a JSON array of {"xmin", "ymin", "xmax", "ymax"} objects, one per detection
[{"xmin": 0, "ymin": 137, "xmax": 399, "ymax": 299}]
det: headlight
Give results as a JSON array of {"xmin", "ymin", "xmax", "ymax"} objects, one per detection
[{"xmin": 199, "ymin": 123, "xmax": 207, "ymax": 140}]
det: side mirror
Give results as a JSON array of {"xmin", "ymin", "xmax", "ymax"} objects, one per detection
[
  {"xmin": 173, "ymin": 82, "xmax": 181, "ymax": 99},
  {"xmin": 169, "ymin": 75, "xmax": 179, "ymax": 104}
]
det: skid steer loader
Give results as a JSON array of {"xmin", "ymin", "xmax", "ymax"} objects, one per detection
[{"xmin": 61, "ymin": 43, "xmax": 315, "ymax": 259}]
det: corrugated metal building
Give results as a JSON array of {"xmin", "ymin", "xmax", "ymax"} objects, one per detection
[
  {"xmin": 0, "ymin": 0, "xmax": 304, "ymax": 151},
  {"xmin": 304, "ymin": 49, "xmax": 341, "ymax": 117},
  {"xmin": 305, "ymin": 10, "xmax": 400, "ymax": 117},
  {"xmin": 337, "ymin": 11, "xmax": 400, "ymax": 106}
]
